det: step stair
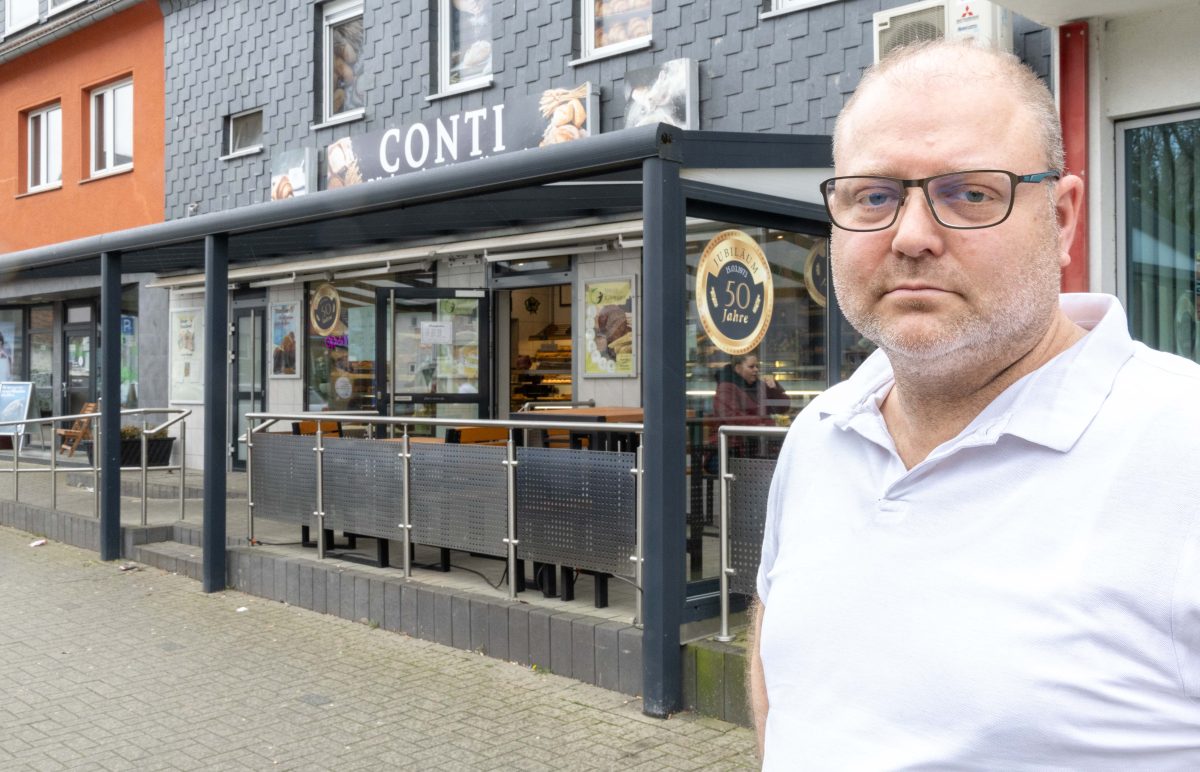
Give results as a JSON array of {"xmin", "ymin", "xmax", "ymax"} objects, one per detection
[{"xmin": 129, "ymin": 540, "xmax": 204, "ymax": 581}]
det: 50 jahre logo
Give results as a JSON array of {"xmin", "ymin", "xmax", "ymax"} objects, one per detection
[{"xmin": 696, "ymin": 230, "xmax": 774, "ymax": 355}]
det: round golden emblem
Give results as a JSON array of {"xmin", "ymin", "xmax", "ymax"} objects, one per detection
[
  {"xmin": 696, "ymin": 230, "xmax": 774, "ymax": 355},
  {"xmin": 310, "ymin": 283, "xmax": 341, "ymax": 337}
]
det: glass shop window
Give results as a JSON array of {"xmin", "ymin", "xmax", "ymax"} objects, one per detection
[
  {"xmin": 583, "ymin": 0, "xmax": 652, "ymax": 59},
  {"xmin": 438, "ymin": 0, "xmax": 492, "ymax": 94},
  {"xmin": 321, "ymin": 0, "xmax": 366, "ymax": 123}
]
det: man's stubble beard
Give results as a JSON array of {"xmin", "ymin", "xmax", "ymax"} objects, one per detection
[{"xmin": 831, "ymin": 218, "xmax": 1064, "ymax": 375}]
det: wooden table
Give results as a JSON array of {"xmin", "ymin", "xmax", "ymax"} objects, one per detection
[{"xmin": 514, "ymin": 406, "xmax": 643, "ymax": 452}]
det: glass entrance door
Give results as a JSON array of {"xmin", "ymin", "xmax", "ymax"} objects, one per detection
[
  {"xmin": 231, "ymin": 305, "xmax": 266, "ymax": 470},
  {"xmin": 374, "ymin": 288, "xmax": 490, "ymax": 433},
  {"xmin": 63, "ymin": 328, "xmax": 94, "ymax": 416}
]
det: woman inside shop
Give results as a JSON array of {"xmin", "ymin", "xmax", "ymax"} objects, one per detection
[{"xmin": 708, "ymin": 352, "xmax": 790, "ymax": 467}]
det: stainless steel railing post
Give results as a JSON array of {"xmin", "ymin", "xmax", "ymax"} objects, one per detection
[
  {"xmin": 502, "ymin": 431, "xmax": 519, "ymax": 601},
  {"xmin": 314, "ymin": 425, "xmax": 326, "ymax": 560},
  {"xmin": 632, "ymin": 442, "xmax": 644, "ymax": 627},
  {"xmin": 179, "ymin": 419, "xmax": 187, "ymax": 521},
  {"xmin": 140, "ymin": 421, "xmax": 149, "ymax": 526},
  {"xmin": 716, "ymin": 430, "xmax": 735, "ymax": 642},
  {"xmin": 92, "ymin": 414, "xmax": 100, "ymax": 518},
  {"xmin": 50, "ymin": 424, "xmax": 57, "ymax": 510},
  {"xmin": 12, "ymin": 428, "xmax": 19, "ymax": 502},
  {"xmin": 246, "ymin": 418, "xmax": 255, "ymax": 543},
  {"xmin": 400, "ymin": 428, "xmax": 412, "ymax": 578}
]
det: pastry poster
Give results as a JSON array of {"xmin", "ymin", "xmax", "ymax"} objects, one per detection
[
  {"xmin": 624, "ymin": 58, "xmax": 698, "ymax": 130},
  {"xmin": 270, "ymin": 148, "xmax": 316, "ymax": 201},
  {"xmin": 270, "ymin": 302, "xmax": 300, "ymax": 379},
  {"xmin": 170, "ymin": 309, "xmax": 205, "ymax": 404},
  {"xmin": 583, "ymin": 276, "xmax": 637, "ymax": 378},
  {"xmin": 325, "ymin": 83, "xmax": 598, "ymax": 188}
]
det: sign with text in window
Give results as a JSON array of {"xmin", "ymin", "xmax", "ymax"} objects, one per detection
[{"xmin": 695, "ymin": 230, "xmax": 774, "ymax": 356}]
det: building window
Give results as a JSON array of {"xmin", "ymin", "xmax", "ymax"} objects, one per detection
[
  {"xmin": 5, "ymin": 0, "xmax": 37, "ymax": 35},
  {"xmin": 321, "ymin": 0, "xmax": 365, "ymax": 122},
  {"xmin": 437, "ymin": 0, "xmax": 492, "ymax": 93},
  {"xmin": 90, "ymin": 79, "xmax": 133, "ymax": 176},
  {"xmin": 49, "ymin": 0, "xmax": 87, "ymax": 15},
  {"xmin": 767, "ymin": 0, "xmax": 836, "ymax": 12},
  {"xmin": 27, "ymin": 104, "xmax": 62, "ymax": 192},
  {"xmin": 583, "ymin": 0, "xmax": 652, "ymax": 59},
  {"xmin": 224, "ymin": 108, "xmax": 263, "ymax": 156},
  {"xmin": 1120, "ymin": 111, "xmax": 1199, "ymax": 364}
]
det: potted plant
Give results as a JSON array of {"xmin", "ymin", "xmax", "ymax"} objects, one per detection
[{"xmin": 82, "ymin": 425, "xmax": 176, "ymax": 467}]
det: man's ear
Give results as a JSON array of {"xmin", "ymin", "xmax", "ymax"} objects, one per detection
[{"xmin": 1054, "ymin": 174, "xmax": 1085, "ymax": 269}]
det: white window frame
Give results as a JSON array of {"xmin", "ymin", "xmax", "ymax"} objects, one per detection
[
  {"xmin": 580, "ymin": 0, "xmax": 652, "ymax": 62},
  {"xmin": 48, "ymin": 0, "xmax": 89, "ymax": 17},
  {"xmin": 321, "ymin": 0, "xmax": 365, "ymax": 124},
  {"xmin": 5, "ymin": 0, "xmax": 38, "ymax": 35},
  {"xmin": 761, "ymin": 0, "xmax": 838, "ymax": 19},
  {"xmin": 224, "ymin": 108, "xmax": 264, "ymax": 158},
  {"xmin": 27, "ymin": 103, "xmax": 62, "ymax": 193},
  {"xmin": 435, "ymin": 0, "xmax": 493, "ymax": 96},
  {"xmin": 90, "ymin": 78, "xmax": 134, "ymax": 178}
]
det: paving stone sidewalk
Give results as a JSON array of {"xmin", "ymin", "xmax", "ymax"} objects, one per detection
[{"xmin": 0, "ymin": 525, "xmax": 757, "ymax": 771}]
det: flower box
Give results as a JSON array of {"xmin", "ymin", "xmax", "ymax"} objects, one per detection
[{"xmin": 81, "ymin": 437, "xmax": 176, "ymax": 468}]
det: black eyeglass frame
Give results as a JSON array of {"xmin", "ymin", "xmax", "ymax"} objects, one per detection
[{"xmin": 819, "ymin": 169, "xmax": 1061, "ymax": 232}]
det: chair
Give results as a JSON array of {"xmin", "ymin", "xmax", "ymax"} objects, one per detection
[
  {"xmin": 56, "ymin": 402, "xmax": 98, "ymax": 457},
  {"xmin": 444, "ymin": 426, "xmax": 508, "ymax": 445},
  {"xmin": 291, "ymin": 419, "xmax": 342, "ymax": 437}
]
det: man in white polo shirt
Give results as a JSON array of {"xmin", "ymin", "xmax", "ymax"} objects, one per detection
[{"xmin": 749, "ymin": 40, "xmax": 1200, "ymax": 769}]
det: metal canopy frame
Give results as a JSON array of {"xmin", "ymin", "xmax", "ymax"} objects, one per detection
[{"xmin": 0, "ymin": 123, "xmax": 832, "ymax": 719}]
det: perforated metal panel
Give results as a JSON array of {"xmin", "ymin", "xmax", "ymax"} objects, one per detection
[
  {"xmin": 728, "ymin": 457, "xmax": 778, "ymax": 596},
  {"xmin": 409, "ymin": 444, "xmax": 508, "ymax": 557},
  {"xmin": 323, "ymin": 438, "xmax": 405, "ymax": 540},
  {"xmin": 250, "ymin": 433, "xmax": 318, "ymax": 526},
  {"xmin": 515, "ymin": 447, "xmax": 637, "ymax": 579}
]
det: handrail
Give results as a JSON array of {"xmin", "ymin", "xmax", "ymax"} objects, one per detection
[
  {"xmin": 243, "ymin": 409, "xmax": 646, "ymax": 621},
  {"xmin": 0, "ymin": 407, "xmax": 190, "ymax": 524},
  {"xmin": 715, "ymin": 424, "xmax": 788, "ymax": 643},
  {"xmin": 517, "ymin": 399, "xmax": 597, "ymax": 411}
]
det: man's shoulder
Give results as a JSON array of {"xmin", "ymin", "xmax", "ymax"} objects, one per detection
[{"xmin": 1122, "ymin": 343, "xmax": 1200, "ymax": 401}]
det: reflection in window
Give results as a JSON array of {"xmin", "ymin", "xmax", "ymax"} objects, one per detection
[
  {"xmin": 92, "ymin": 79, "xmax": 133, "ymax": 175},
  {"xmin": 586, "ymin": 0, "xmax": 652, "ymax": 57},
  {"xmin": 0, "ymin": 309, "xmax": 23, "ymax": 384},
  {"xmin": 1124, "ymin": 114, "xmax": 1199, "ymax": 363},
  {"xmin": 322, "ymin": 0, "xmax": 365, "ymax": 121},
  {"xmin": 440, "ymin": 0, "xmax": 492, "ymax": 92}
]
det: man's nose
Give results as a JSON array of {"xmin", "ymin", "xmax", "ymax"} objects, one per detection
[{"xmin": 890, "ymin": 188, "xmax": 945, "ymax": 259}]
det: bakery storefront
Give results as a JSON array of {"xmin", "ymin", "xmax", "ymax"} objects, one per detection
[{"xmin": 1, "ymin": 124, "xmax": 837, "ymax": 715}]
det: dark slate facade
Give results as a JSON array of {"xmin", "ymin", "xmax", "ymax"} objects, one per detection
[{"xmin": 159, "ymin": 0, "xmax": 1050, "ymax": 220}]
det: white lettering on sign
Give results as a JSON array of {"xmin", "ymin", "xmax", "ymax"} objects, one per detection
[
  {"xmin": 491, "ymin": 104, "xmax": 507, "ymax": 153},
  {"xmin": 435, "ymin": 115, "xmax": 459, "ymax": 164},
  {"xmin": 405, "ymin": 123, "xmax": 430, "ymax": 168},
  {"xmin": 380, "ymin": 128, "xmax": 402, "ymax": 174},
  {"xmin": 463, "ymin": 108, "xmax": 488, "ymax": 157}
]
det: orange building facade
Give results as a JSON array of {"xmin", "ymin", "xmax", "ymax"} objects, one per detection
[{"xmin": 0, "ymin": 1, "xmax": 163, "ymax": 253}]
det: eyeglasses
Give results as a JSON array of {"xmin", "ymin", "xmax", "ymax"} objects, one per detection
[{"xmin": 819, "ymin": 169, "xmax": 1060, "ymax": 232}]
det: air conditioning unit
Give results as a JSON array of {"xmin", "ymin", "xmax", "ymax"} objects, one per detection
[{"xmin": 873, "ymin": 0, "xmax": 1013, "ymax": 63}]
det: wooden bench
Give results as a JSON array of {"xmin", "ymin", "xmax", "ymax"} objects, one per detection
[
  {"xmin": 56, "ymin": 402, "xmax": 97, "ymax": 457},
  {"xmin": 291, "ymin": 419, "xmax": 342, "ymax": 437},
  {"xmin": 444, "ymin": 426, "xmax": 508, "ymax": 445}
]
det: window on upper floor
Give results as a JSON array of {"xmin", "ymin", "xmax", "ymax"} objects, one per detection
[
  {"xmin": 224, "ymin": 108, "xmax": 263, "ymax": 156},
  {"xmin": 437, "ymin": 0, "xmax": 492, "ymax": 94},
  {"xmin": 583, "ymin": 0, "xmax": 652, "ymax": 60},
  {"xmin": 49, "ymin": 0, "xmax": 88, "ymax": 15},
  {"xmin": 27, "ymin": 103, "xmax": 62, "ymax": 192},
  {"xmin": 321, "ymin": 0, "xmax": 365, "ymax": 123},
  {"xmin": 767, "ymin": 0, "xmax": 837, "ymax": 13},
  {"xmin": 91, "ymin": 78, "xmax": 133, "ymax": 176},
  {"xmin": 5, "ymin": 0, "xmax": 38, "ymax": 35}
]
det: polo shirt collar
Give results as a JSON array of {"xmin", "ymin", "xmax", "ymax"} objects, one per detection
[{"xmin": 819, "ymin": 294, "xmax": 1135, "ymax": 454}]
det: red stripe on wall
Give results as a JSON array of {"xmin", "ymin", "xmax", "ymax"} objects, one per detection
[{"xmin": 1059, "ymin": 21, "xmax": 1089, "ymax": 292}]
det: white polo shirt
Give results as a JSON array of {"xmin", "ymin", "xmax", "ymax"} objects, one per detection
[{"xmin": 758, "ymin": 294, "xmax": 1200, "ymax": 770}]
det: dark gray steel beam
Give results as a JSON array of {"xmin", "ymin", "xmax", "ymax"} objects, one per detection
[
  {"xmin": 0, "ymin": 124, "xmax": 676, "ymax": 277},
  {"xmin": 640, "ymin": 156, "xmax": 686, "ymax": 718},
  {"xmin": 202, "ymin": 234, "xmax": 228, "ymax": 593},
  {"xmin": 99, "ymin": 251, "xmax": 122, "ymax": 561}
]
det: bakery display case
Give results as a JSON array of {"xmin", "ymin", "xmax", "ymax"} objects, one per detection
[{"xmin": 511, "ymin": 325, "xmax": 573, "ymax": 410}]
